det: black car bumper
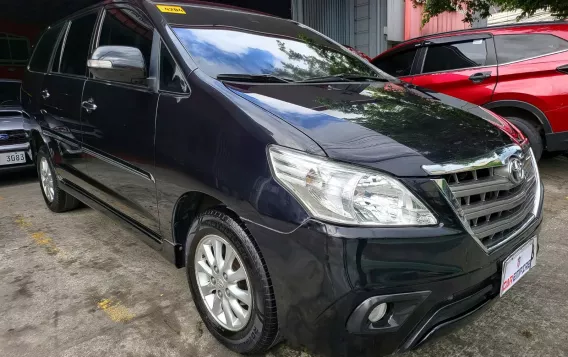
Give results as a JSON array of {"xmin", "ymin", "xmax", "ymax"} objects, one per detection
[{"xmin": 245, "ymin": 184, "xmax": 543, "ymax": 357}]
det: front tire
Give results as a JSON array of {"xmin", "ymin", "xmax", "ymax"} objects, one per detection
[
  {"xmin": 185, "ymin": 208, "xmax": 279, "ymax": 354},
  {"xmin": 37, "ymin": 146, "xmax": 81, "ymax": 212}
]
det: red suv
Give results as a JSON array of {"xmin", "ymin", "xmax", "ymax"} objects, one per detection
[{"xmin": 372, "ymin": 22, "xmax": 568, "ymax": 160}]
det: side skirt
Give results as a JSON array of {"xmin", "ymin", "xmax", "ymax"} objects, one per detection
[{"xmin": 59, "ymin": 179, "xmax": 183, "ymax": 266}]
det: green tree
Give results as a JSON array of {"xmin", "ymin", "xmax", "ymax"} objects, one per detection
[{"xmin": 413, "ymin": 0, "xmax": 568, "ymax": 25}]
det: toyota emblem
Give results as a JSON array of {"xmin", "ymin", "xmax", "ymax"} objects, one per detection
[
  {"xmin": 508, "ymin": 157, "xmax": 525, "ymax": 185},
  {"xmin": 0, "ymin": 134, "xmax": 8, "ymax": 141}
]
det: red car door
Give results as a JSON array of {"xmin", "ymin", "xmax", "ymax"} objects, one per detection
[{"xmin": 410, "ymin": 34, "xmax": 498, "ymax": 105}]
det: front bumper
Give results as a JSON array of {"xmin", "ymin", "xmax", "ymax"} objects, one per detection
[
  {"xmin": 245, "ymin": 182, "xmax": 543, "ymax": 357},
  {"xmin": 0, "ymin": 143, "xmax": 34, "ymax": 173}
]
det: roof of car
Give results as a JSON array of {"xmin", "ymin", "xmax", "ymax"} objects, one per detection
[
  {"xmin": 374, "ymin": 20, "xmax": 568, "ymax": 60},
  {"xmin": 147, "ymin": 0, "xmax": 272, "ymax": 17}
]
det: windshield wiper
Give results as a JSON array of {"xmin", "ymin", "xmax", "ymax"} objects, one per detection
[
  {"xmin": 299, "ymin": 73, "xmax": 388, "ymax": 83},
  {"xmin": 216, "ymin": 73, "xmax": 293, "ymax": 83}
]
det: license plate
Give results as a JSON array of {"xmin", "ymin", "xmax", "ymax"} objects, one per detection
[
  {"xmin": 0, "ymin": 151, "xmax": 26, "ymax": 166},
  {"xmin": 500, "ymin": 237, "xmax": 537, "ymax": 296}
]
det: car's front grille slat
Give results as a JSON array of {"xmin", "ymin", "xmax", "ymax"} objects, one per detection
[
  {"xmin": 441, "ymin": 152, "xmax": 537, "ymax": 250},
  {"xmin": 461, "ymin": 177, "xmax": 535, "ymax": 220},
  {"xmin": 0, "ymin": 130, "xmax": 27, "ymax": 146}
]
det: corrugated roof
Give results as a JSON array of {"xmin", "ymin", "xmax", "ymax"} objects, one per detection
[{"xmin": 488, "ymin": 9, "xmax": 564, "ymax": 26}]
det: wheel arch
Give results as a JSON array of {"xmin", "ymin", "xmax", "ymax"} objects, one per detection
[
  {"xmin": 483, "ymin": 100, "xmax": 552, "ymax": 134},
  {"xmin": 171, "ymin": 191, "xmax": 246, "ymax": 267},
  {"xmin": 29, "ymin": 129, "xmax": 46, "ymax": 162}
]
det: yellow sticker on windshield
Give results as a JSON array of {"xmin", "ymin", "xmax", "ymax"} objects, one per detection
[{"xmin": 156, "ymin": 5, "xmax": 186, "ymax": 14}]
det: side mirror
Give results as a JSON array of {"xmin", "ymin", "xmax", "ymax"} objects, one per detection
[{"xmin": 87, "ymin": 46, "xmax": 146, "ymax": 85}]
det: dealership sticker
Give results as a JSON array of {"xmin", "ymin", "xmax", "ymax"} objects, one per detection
[{"xmin": 156, "ymin": 5, "xmax": 186, "ymax": 14}]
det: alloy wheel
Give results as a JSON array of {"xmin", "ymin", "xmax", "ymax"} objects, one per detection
[
  {"xmin": 194, "ymin": 234, "xmax": 252, "ymax": 331},
  {"xmin": 40, "ymin": 157, "xmax": 54, "ymax": 203}
]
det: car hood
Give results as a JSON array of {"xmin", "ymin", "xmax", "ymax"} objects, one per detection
[
  {"xmin": 0, "ymin": 107, "xmax": 27, "ymax": 131},
  {"xmin": 226, "ymin": 81, "xmax": 515, "ymax": 177}
]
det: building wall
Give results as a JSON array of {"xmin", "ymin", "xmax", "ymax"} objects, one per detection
[
  {"xmin": 349, "ymin": 0, "xmax": 388, "ymax": 57},
  {"xmin": 404, "ymin": 1, "xmax": 470, "ymax": 40},
  {"xmin": 303, "ymin": 0, "xmax": 348, "ymax": 43},
  {"xmin": 293, "ymin": 0, "xmax": 390, "ymax": 57},
  {"xmin": 353, "ymin": 0, "xmax": 371, "ymax": 55}
]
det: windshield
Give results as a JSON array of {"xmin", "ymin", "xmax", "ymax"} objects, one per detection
[{"xmin": 172, "ymin": 27, "xmax": 382, "ymax": 82}]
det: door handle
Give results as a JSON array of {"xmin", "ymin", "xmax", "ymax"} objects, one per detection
[
  {"xmin": 41, "ymin": 89, "xmax": 50, "ymax": 99},
  {"xmin": 469, "ymin": 72, "xmax": 492, "ymax": 83},
  {"xmin": 81, "ymin": 98, "xmax": 97, "ymax": 113}
]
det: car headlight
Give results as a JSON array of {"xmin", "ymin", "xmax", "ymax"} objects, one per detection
[{"xmin": 268, "ymin": 146, "xmax": 437, "ymax": 226}]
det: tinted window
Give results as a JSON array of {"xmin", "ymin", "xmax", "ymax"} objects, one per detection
[
  {"xmin": 10, "ymin": 39, "xmax": 29, "ymax": 61},
  {"xmin": 60, "ymin": 12, "xmax": 97, "ymax": 76},
  {"xmin": 372, "ymin": 49, "xmax": 417, "ymax": 77},
  {"xmin": 173, "ymin": 27, "xmax": 379, "ymax": 81},
  {"xmin": 423, "ymin": 40, "xmax": 487, "ymax": 73},
  {"xmin": 29, "ymin": 25, "xmax": 63, "ymax": 72},
  {"xmin": 160, "ymin": 42, "xmax": 189, "ymax": 93},
  {"xmin": 98, "ymin": 8, "xmax": 153, "ymax": 75},
  {"xmin": 495, "ymin": 34, "xmax": 568, "ymax": 63},
  {"xmin": 0, "ymin": 37, "xmax": 9, "ymax": 64}
]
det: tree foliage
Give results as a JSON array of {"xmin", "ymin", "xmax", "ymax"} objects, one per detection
[
  {"xmin": 271, "ymin": 35, "xmax": 375, "ymax": 81},
  {"xmin": 413, "ymin": 0, "xmax": 568, "ymax": 25}
]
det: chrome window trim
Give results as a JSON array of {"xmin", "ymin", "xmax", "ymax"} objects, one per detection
[
  {"xmin": 82, "ymin": 147, "xmax": 155, "ymax": 183},
  {"xmin": 414, "ymin": 64, "xmax": 496, "ymax": 77},
  {"xmin": 428, "ymin": 146, "xmax": 541, "ymax": 254}
]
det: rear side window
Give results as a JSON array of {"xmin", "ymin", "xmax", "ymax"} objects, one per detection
[
  {"xmin": 0, "ymin": 33, "xmax": 30, "ymax": 65},
  {"xmin": 495, "ymin": 34, "xmax": 568, "ymax": 63},
  {"xmin": 60, "ymin": 12, "xmax": 98, "ymax": 76},
  {"xmin": 29, "ymin": 24, "xmax": 63, "ymax": 72},
  {"xmin": 422, "ymin": 39, "xmax": 487, "ymax": 73},
  {"xmin": 98, "ymin": 8, "xmax": 153, "ymax": 76},
  {"xmin": 372, "ymin": 49, "xmax": 417, "ymax": 77}
]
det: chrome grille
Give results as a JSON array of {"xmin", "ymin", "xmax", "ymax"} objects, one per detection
[
  {"xmin": 0, "ymin": 130, "xmax": 27, "ymax": 146},
  {"xmin": 424, "ymin": 146, "xmax": 540, "ymax": 252}
]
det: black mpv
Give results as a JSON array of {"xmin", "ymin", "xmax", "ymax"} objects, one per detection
[{"xmin": 22, "ymin": 1, "xmax": 543, "ymax": 356}]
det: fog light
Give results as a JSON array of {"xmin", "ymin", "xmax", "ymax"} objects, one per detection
[{"xmin": 368, "ymin": 303, "xmax": 387, "ymax": 323}]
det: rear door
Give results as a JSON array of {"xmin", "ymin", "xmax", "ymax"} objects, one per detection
[
  {"xmin": 81, "ymin": 5, "xmax": 161, "ymax": 236},
  {"xmin": 40, "ymin": 10, "xmax": 99, "ymax": 186},
  {"xmin": 493, "ymin": 33, "xmax": 568, "ymax": 134},
  {"xmin": 21, "ymin": 24, "xmax": 64, "ymax": 122},
  {"xmin": 410, "ymin": 34, "xmax": 498, "ymax": 105},
  {"xmin": 372, "ymin": 45, "xmax": 420, "ymax": 83}
]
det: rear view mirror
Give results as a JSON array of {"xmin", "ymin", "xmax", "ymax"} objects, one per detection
[{"xmin": 87, "ymin": 46, "xmax": 146, "ymax": 85}]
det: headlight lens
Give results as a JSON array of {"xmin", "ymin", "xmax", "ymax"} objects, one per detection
[{"xmin": 268, "ymin": 146, "xmax": 437, "ymax": 226}]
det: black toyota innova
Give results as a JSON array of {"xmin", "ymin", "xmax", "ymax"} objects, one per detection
[{"xmin": 21, "ymin": 1, "xmax": 543, "ymax": 356}]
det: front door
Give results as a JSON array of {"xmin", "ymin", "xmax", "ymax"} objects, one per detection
[
  {"xmin": 81, "ymin": 5, "xmax": 160, "ymax": 235},
  {"xmin": 411, "ymin": 36, "xmax": 498, "ymax": 106}
]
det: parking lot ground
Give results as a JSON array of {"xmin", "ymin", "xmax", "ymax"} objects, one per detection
[{"xmin": 1, "ymin": 156, "xmax": 568, "ymax": 357}]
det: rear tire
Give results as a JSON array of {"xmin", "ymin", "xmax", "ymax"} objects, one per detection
[
  {"xmin": 37, "ymin": 146, "xmax": 81, "ymax": 213},
  {"xmin": 185, "ymin": 208, "xmax": 279, "ymax": 354},
  {"xmin": 506, "ymin": 116, "xmax": 543, "ymax": 161}
]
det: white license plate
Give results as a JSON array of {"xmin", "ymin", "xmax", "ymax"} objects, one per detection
[
  {"xmin": 0, "ymin": 151, "xmax": 26, "ymax": 166},
  {"xmin": 501, "ymin": 237, "xmax": 537, "ymax": 296}
]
